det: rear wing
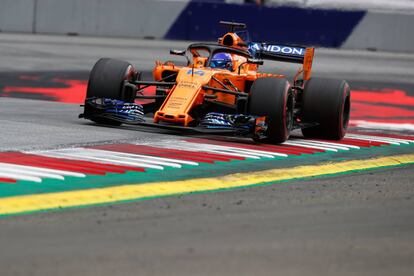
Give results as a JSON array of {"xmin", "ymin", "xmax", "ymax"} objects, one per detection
[{"xmin": 248, "ymin": 42, "xmax": 315, "ymax": 80}]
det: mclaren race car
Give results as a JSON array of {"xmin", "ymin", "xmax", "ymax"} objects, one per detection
[{"xmin": 80, "ymin": 21, "xmax": 351, "ymax": 144}]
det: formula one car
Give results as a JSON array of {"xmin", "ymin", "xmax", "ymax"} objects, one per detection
[{"xmin": 80, "ymin": 21, "xmax": 350, "ymax": 143}]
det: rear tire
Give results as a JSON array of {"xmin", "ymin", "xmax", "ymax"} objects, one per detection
[
  {"xmin": 301, "ymin": 78, "xmax": 351, "ymax": 140},
  {"xmin": 85, "ymin": 58, "xmax": 137, "ymax": 125},
  {"xmin": 249, "ymin": 78, "xmax": 293, "ymax": 144}
]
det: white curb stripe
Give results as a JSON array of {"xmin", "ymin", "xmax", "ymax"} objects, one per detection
[
  {"xmin": 197, "ymin": 149, "xmax": 262, "ymax": 159},
  {"xmin": 182, "ymin": 141, "xmax": 288, "ymax": 158},
  {"xmin": 0, "ymin": 162, "xmax": 86, "ymax": 178},
  {"xmin": 0, "ymin": 172, "xmax": 42, "ymax": 183},
  {"xmin": 148, "ymin": 142, "xmax": 263, "ymax": 159},
  {"xmin": 84, "ymin": 148, "xmax": 199, "ymax": 166},
  {"xmin": 1, "ymin": 133, "xmax": 409, "ymax": 185},
  {"xmin": 291, "ymin": 140, "xmax": 351, "ymax": 151},
  {"xmin": 297, "ymin": 139, "xmax": 361, "ymax": 149},
  {"xmin": 345, "ymin": 135, "xmax": 400, "ymax": 145},
  {"xmin": 0, "ymin": 165, "xmax": 64, "ymax": 180},
  {"xmin": 347, "ymin": 134, "xmax": 412, "ymax": 144},
  {"xmin": 34, "ymin": 152, "xmax": 165, "ymax": 170},
  {"xmin": 283, "ymin": 141, "xmax": 338, "ymax": 152},
  {"xmin": 350, "ymin": 120, "xmax": 414, "ymax": 132},
  {"xmin": 154, "ymin": 141, "xmax": 289, "ymax": 158},
  {"xmin": 61, "ymin": 149, "xmax": 183, "ymax": 168},
  {"xmin": 184, "ymin": 145, "xmax": 269, "ymax": 159}
]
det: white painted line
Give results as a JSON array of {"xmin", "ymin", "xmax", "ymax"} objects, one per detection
[
  {"xmin": 178, "ymin": 143, "xmax": 267, "ymax": 159},
  {"xmin": 147, "ymin": 142, "xmax": 262, "ymax": 159},
  {"xmin": 291, "ymin": 140, "xmax": 349, "ymax": 150},
  {"xmin": 84, "ymin": 148, "xmax": 199, "ymax": 166},
  {"xmin": 0, "ymin": 165, "xmax": 64, "ymax": 180},
  {"xmin": 63, "ymin": 149, "xmax": 183, "ymax": 168},
  {"xmin": 0, "ymin": 161, "xmax": 86, "ymax": 178},
  {"xmin": 283, "ymin": 141, "xmax": 338, "ymax": 152},
  {"xmin": 208, "ymin": 149, "xmax": 262, "ymax": 159},
  {"xmin": 143, "ymin": 143, "xmax": 202, "ymax": 153},
  {"xmin": 350, "ymin": 120, "xmax": 414, "ymax": 132},
  {"xmin": 347, "ymin": 134, "xmax": 412, "ymax": 144},
  {"xmin": 35, "ymin": 151, "xmax": 164, "ymax": 170},
  {"xmin": 292, "ymin": 140, "xmax": 350, "ymax": 151},
  {"xmin": 208, "ymin": 145, "xmax": 288, "ymax": 158},
  {"xmin": 175, "ymin": 142, "xmax": 287, "ymax": 158},
  {"xmin": 345, "ymin": 135, "xmax": 400, "ymax": 145},
  {"xmin": 190, "ymin": 147, "xmax": 261, "ymax": 159},
  {"xmin": 183, "ymin": 141, "xmax": 288, "ymax": 158},
  {"xmin": 0, "ymin": 172, "xmax": 42, "ymax": 183},
  {"xmin": 299, "ymin": 139, "xmax": 361, "ymax": 149}
]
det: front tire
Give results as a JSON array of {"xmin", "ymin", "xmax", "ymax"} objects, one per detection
[
  {"xmin": 301, "ymin": 78, "xmax": 351, "ymax": 140},
  {"xmin": 85, "ymin": 58, "xmax": 137, "ymax": 125},
  {"xmin": 249, "ymin": 78, "xmax": 294, "ymax": 144}
]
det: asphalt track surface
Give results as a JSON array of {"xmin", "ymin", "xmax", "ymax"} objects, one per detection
[{"xmin": 0, "ymin": 34, "xmax": 413, "ymax": 276}]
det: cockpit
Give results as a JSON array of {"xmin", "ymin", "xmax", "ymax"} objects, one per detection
[{"xmin": 187, "ymin": 43, "xmax": 251, "ymax": 72}]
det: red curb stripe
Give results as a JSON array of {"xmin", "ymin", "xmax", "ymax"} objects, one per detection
[
  {"xmin": 0, "ymin": 152, "xmax": 145, "ymax": 173},
  {"xmin": 191, "ymin": 139, "xmax": 301, "ymax": 155},
  {"xmin": 258, "ymin": 143, "xmax": 323, "ymax": 154},
  {"xmin": 134, "ymin": 147, "xmax": 218, "ymax": 163},
  {"xmin": 20, "ymin": 160, "xmax": 107, "ymax": 175},
  {"xmin": 90, "ymin": 144, "xmax": 244, "ymax": 162},
  {"xmin": 0, "ymin": 158, "xmax": 110, "ymax": 175},
  {"xmin": 187, "ymin": 138, "xmax": 323, "ymax": 155},
  {"xmin": 145, "ymin": 145, "xmax": 246, "ymax": 161},
  {"xmin": 343, "ymin": 138, "xmax": 387, "ymax": 147},
  {"xmin": 350, "ymin": 132, "xmax": 414, "ymax": 141},
  {"xmin": 246, "ymin": 142, "xmax": 322, "ymax": 154},
  {"xmin": 0, "ymin": 178, "xmax": 17, "ymax": 184},
  {"xmin": 153, "ymin": 146, "xmax": 244, "ymax": 161},
  {"xmin": 0, "ymin": 153, "xmax": 124, "ymax": 173},
  {"xmin": 91, "ymin": 144, "xmax": 217, "ymax": 163},
  {"xmin": 311, "ymin": 138, "xmax": 379, "ymax": 147},
  {"xmin": 343, "ymin": 138, "xmax": 389, "ymax": 147}
]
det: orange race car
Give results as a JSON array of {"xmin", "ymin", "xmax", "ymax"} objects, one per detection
[{"xmin": 80, "ymin": 21, "xmax": 350, "ymax": 144}]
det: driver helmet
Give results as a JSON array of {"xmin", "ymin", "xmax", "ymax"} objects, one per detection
[{"xmin": 210, "ymin": 52, "xmax": 233, "ymax": 71}]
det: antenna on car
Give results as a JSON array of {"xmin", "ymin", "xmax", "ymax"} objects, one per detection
[{"xmin": 219, "ymin": 21, "xmax": 247, "ymax": 33}]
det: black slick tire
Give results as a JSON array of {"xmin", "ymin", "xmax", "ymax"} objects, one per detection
[
  {"xmin": 301, "ymin": 78, "xmax": 351, "ymax": 140},
  {"xmin": 85, "ymin": 58, "xmax": 137, "ymax": 125},
  {"xmin": 249, "ymin": 77, "xmax": 294, "ymax": 144}
]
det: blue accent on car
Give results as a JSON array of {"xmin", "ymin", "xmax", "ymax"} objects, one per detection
[
  {"xmin": 102, "ymin": 99, "xmax": 144, "ymax": 121},
  {"xmin": 165, "ymin": 2, "xmax": 365, "ymax": 48},
  {"xmin": 200, "ymin": 112, "xmax": 255, "ymax": 131},
  {"xmin": 186, "ymin": 69, "xmax": 205, "ymax": 76},
  {"xmin": 86, "ymin": 98, "xmax": 145, "ymax": 123}
]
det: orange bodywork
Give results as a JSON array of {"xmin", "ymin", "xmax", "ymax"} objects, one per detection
[
  {"xmin": 154, "ymin": 68, "xmax": 212, "ymax": 126},
  {"xmin": 152, "ymin": 32, "xmax": 315, "ymax": 127}
]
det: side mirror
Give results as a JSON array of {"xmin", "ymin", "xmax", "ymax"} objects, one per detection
[
  {"xmin": 170, "ymin": 49, "xmax": 186, "ymax": 56},
  {"xmin": 169, "ymin": 49, "xmax": 190, "ymax": 65},
  {"xmin": 247, "ymin": 58, "xmax": 264, "ymax": 65}
]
